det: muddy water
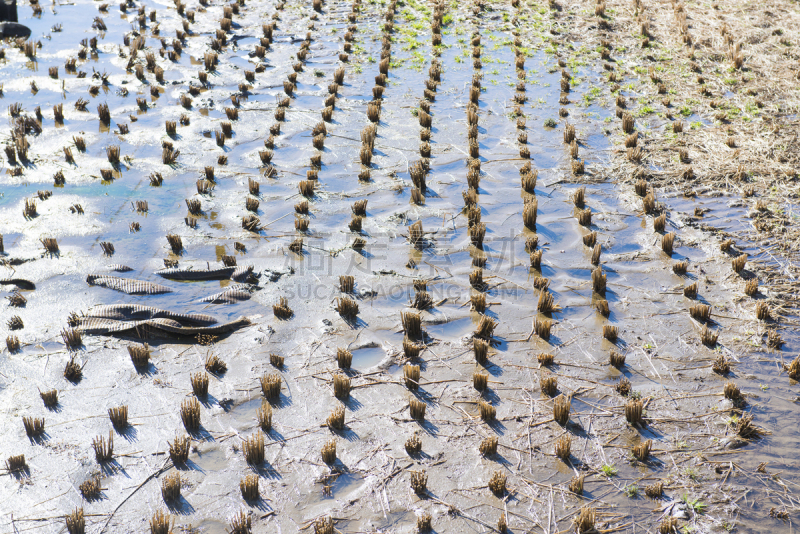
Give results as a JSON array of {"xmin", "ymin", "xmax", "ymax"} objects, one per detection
[{"xmin": 1, "ymin": 0, "xmax": 798, "ymax": 532}]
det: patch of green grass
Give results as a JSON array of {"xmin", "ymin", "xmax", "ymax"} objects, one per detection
[
  {"xmin": 544, "ymin": 118, "xmax": 557, "ymax": 128},
  {"xmin": 624, "ymin": 484, "xmax": 639, "ymax": 498},
  {"xmin": 600, "ymin": 464, "xmax": 618, "ymax": 477},
  {"xmin": 690, "ymin": 121, "xmax": 703, "ymax": 130},
  {"xmin": 682, "ymin": 494, "xmax": 707, "ymax": 514},
  {"xmin": 637, "ymin": 106, "xmax": 655, "ymax": 116}
]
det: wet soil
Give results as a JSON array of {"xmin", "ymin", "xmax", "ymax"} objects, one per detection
[{"xmin": 1, "ymin": 0, "xmax": 799, "ymax": 532}]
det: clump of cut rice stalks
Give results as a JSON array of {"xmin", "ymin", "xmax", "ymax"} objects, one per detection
[
  {"xmin": 732, "ymin": 254, "xmax": 746, "ymax": 274},
  {"xmin": 632, "ymin": 439, "xmax": 652, "ymax": 462},
  {"xmin": 591, "ymin": 243, "xmax": 602, "ymax": 266},
  {"xmin": 411, "ymin": 291, "xmax": 434, "ymax": 311},
  {"xmin": 474, "ymin": 338, "xmax": 489, "ymax": 365},
  {"xmin": 405, "ymin": 432, "xmax": 422, "ymax": 455},
  {"xmin": 603, "ymin": 325, "xmax": 618, "ymax": 342},
  {"xmin": 64, "ymin": 355, "xmax": 82, "ymax": 381},
  {"xmin": 744, "ymin": 278, "xmax": 758, "ymax": 296},
  {"xmin": 577, "ymin": 207, "xmax": 591, "ymax": 226},
  {"xmin": 653, "ymin": 213, "xmax": 666, "ymax": 233},
  {"xmin": 256, "ymin": 400, "xmax": 273, "ymax": 431},
  {"xmin": 488, "ymin": 471, "xmax": 506, "ymax": 496},
  {"xmin": 93, "ymin": 431, "xmax": 114, "ymax": 462},
  {"xmin": 79, "ymin": 475, "xmax": 101, "ymax": 500},
  {"xmin": 339, "ymin": 275, "xmax": 354, "ymax": 293},
  {"xmin": 181, "ymin": 398, "xmax": 200, "ymax": 432},
  {"xmin": 65, "ymin": 508, "xmax": 85, "ymax": 534},
  {"xmin": 755, "ymin": 301, "xmax": 770, "ymax": 321},
  {"xmin": 555, "ymin": 434, "xmax": 571, "ymax": 461},
  {"xmin": 404, "ymin": 364, "xmax": 420, "ymax": 390},
  {"xmin": 537, "ymin": 290, "xmax": 561, "ymax": 314},
  {"xmin": 538, "ymin": 352, "xmax": 554, "ymax": 366},
  {"xmin": 410, "ymin": 470, "xmax": 427, "ymax": 494},
  {"xmin": 616, "ymin": 377, "xmax": 632, "ymax": 396},
  {"xmin": 166, "ymin": 234, "xmax": 182, "ymax": 253},
  {"xmin": 229, "ymin": 511, "xmax": 251, "ymax": 534},
  {"xmin": 242, "ymin": 431, "xmax": 265, "ymax": 465},
  {"xmin": 480, "ymin": 436, "xmax": 498, "ymax": 456},
  {"xmin": 109, "ymin": 406, "xmax": 128, "ymax": 430},
  {"xmin": 474, "ymin": 315, "xmax": 497, "ymax": 341},
  {"xmin": 333, "ymin": 373, "xmax": 350, "ymax": 400},
  {"xmin": 533, "ymin": 317, "xmax": 552, "ymax": 341},
  {"xmin": 573, "ymin": 507, "xmax": 597, "ymax": 534},
  {"xmin": 572, "ymin": 186, "xmax": 585, "ymax": 207},
  {"xmin": 205, "ymin": 354, "xmax": 227, "ymax": 375},
  {"xmin": 684, "ymin": 282, "xmax": 698, "ymax": 299},
  {"xmin": 401, "ymin": 311, "xmax": 422, "ymax": 340},
  {"xmin": 553, "ymin": 395, "xmax": 570, "ymax": 425},
  {"xmin": 735, "ymin": 413, "xmax": 761, "ymax": 439},
  {"xmin": 710, "ymin": 354, "xmax": 730, "ymax": 376},
  {"xmin": 321, "ymin": 439, "xmax": 337, "ymax": 465},
  {"xmin": 161, "ymin": 472, "xmax": 181, "ymax": 502},
  {"xmin": 569, "ymin": 475, "xmax": 585, "ymax": 495},
  {"xmin": 596, "ymin": 299, "xmax": 610, "ymax": 317},
  {"xmin": 673, "ymin": 261, "xmax": 687, "ymax": 275},
  {"xmin": 592, "ymin": 266, "xmax": 606, "ymax": 294},
  {"xmin": 403, "ymin": 340, "xmax": 422, "ymax": 360},
  {"xmin": 127, "ymin": 344, "xmax": 151, "ymax": 370},
  {"xmin": 479, "ymin": 400, "xmax": 496, "ymax": 421},
  {"xmin": 416, "ymin": 513, "xmax": 431, "ymax": 533},
  {"xmin": 625, "ymin": 398, "xmax": 644, "ymax": 425},
  {"xmin": 240, "ymin": 474, "xmax": 259, "ymax": 501},
  {"xmin": 408, "ymin": 221, "xmax": 424, "ymax": 246},
  {"xmin": 273, "ymin": 297, "xmax": 292, "ymax": 319},
  {"xmin": 169, "ymin": 436, "xmax": 190, "ymax": 465},
  {"xmin": 335, "ymin": 297, "xmax": 359, "ymax": 320},
  {"xmin": 260, "ymin": 373, "xmax": 281, "ymax": 400},
  {"xmin": 327, "ymin": 405, "xmax": 345, "ymax": 430},
  {"xmin": 336, "ymin": 347, "xmax": 353, "ymax": 369},
  {"xmin": 23, "ymin": 416, "xmax": 45, "ymax": 438},
  {"xmin": 583, "ymin": 231, "xmax": 597, "ymax": 248},
  {"xmin": 473, "ymin": 370, "xmax": 488, "ymax": 392},
  {"xmin": 530, "ymin": 250, "xmax": 543, "ymax": 269},
  {"xmin": 41, "ymin": 237, "xmax": 59, "ymax": 254},
  {"xmin": 609, "ymin": 349, "xmax": 625, "ymax": 368},
  {"xmin": 540, "ymin": 371, "xmax": 557, "ymax": 397},
  {"xmin": 661, "ymin": 232, "xmax": 675, "ymax": 255},
  {"xmin": 701, "ymin": 325, "xmax": 718, "ymax": 347},
  {"xmin": 690, "ymin": 304, "xmax": 711, "ymax": 322},
  {"xmin": 409, "ymin": 397, "xmax": 426, "ymax": 420},
  {"xmin": 523, "ymin": 199, "xmax": 537, "ymax": 229},
  {"xmin": 40, "ymin": 389, "xmax": 58, "ymax": 408},
  {"xmin": 521, "ymin": 170, "xmax": 537, "ymax": 193},
  {"xmin": 644, "ymin": 481, "xmax": 663, "ymax": 499},
  {"xmin": 191, "ymin": 372, "xmax": 209, "ymax": 397},
  {"xmin": 7, "ymin": 291, "xmax": 26, "ymax": 307},
  {"xmin": 723, "ymin": 381, "xmax": 741, "ymax": 401},
  {"xmin": 643, "ymin": 192, "xmax": 657, "ymax": 214}
]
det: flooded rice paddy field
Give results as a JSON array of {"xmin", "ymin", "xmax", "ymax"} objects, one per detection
[{"xmin": 1, "ymin": 0, "xmax": 800, "ymax": 532}]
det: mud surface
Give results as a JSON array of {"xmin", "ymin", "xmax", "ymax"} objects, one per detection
[{"xmin": 2, "ymin": 0, "xmax": 799, "ymax": 532}]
